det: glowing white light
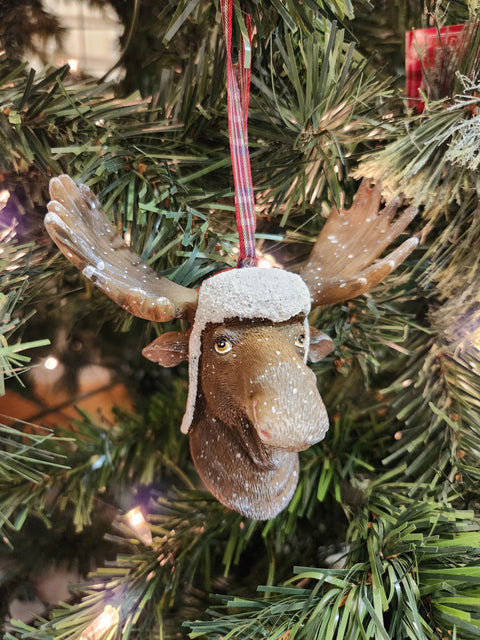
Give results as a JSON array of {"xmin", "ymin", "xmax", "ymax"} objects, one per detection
[
  {"xmin": 472, "ymin": 329, "xmax": 480, "ymax": 351},
  {"xmin": 125, "ymin": 507, "xmax": 152, "ymax": 545},
  {"xmin": 44, "ymin": 356, "xmax": 59, "ymax": 370},
  {"xmin": 80, "ymin": 605, "xmax": 119, "ymax": 640},
  {"xmin": 0, "ymin": 189, "xmax": 10, "ymax": 205},
  {"xmin": 257, "ymin": 257, "xmax": 274, "ymax": 269},
  {"xmin": 68, "ymin": 59, "xmax": 79, "ymax": 72},
  {"xmin": 256, "ymin": 250, "xmax": 282, "ymax": 270}
]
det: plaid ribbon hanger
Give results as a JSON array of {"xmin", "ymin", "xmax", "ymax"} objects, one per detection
[{"xmin": 220, "ymin": 0, "xmax": 257, "ymax": 267}]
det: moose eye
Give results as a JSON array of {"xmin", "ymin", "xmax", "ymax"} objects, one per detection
[
  {"xmin": 214, "ymin": 337, "xmax": 233, "ymax": 354},
  {"xmin": 295, "ymin": 334, "xmax": 305, "ymax": 348}
]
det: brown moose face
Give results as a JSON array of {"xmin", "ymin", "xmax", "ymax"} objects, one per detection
[{"xmin": 199, "ymin": 318, "xmax": 329, "ymax": 451}]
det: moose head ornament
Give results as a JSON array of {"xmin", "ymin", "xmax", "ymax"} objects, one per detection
[{"xmin": 45, "ymin": 175, "xmax": 418, "ymax": 519}]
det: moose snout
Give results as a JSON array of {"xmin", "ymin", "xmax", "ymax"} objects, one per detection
[{"xmin": 247, "ymin": 359, "xmax": 329, "ymax": 451}]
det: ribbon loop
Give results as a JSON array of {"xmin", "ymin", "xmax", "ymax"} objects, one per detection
[{"xmin": 221, "ymin": 0, "xmax": 257, "ymax": 266}]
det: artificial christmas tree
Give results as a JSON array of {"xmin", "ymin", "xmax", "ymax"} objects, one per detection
[{"xmin": 1, "ymin": 0, "xmax": 480, "ymax": 638}]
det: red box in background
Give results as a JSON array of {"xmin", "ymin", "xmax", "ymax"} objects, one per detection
[{"xmin": 405, "ymin": 24, "xmax": 465, "ymax": 112}]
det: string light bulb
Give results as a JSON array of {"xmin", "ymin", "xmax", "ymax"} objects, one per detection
[
  {"xmin": 0, "ymin": 189, "xmax": 14, "ymax": 243},
  {"xmin": 0, "ymin": 189, "xmax": 10, "ymax": 206},
  {"xmin": 257, "ymin": 254, "xmax": 274, "ymax": 269},
  {"xmin": 256, "ymin": 250, "xmax": 282, "ymax": 269},
  {"xmin": 79, "ymin": 605, "xmax": 119, "ymax": 640},
  {"xmin": 125, "ymin": 506, "xmax": 152, "ymax": 545},
  {"xmin": 44, "ymin": 355, "xmax": 60, "ymax": 370},
  {"xmin": 472, "ymin": 328, "xmax": 480, "ymax": 351}
]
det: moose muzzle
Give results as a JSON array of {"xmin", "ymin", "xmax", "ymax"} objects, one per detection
[{"xmin": 248, "ymin": 353, "xmax": 329, "ymax": 451}]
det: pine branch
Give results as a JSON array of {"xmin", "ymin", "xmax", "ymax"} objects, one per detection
[
  {"xmin": 159, "ymin": 0, "xmax": 359, "ymax": 50},
  {"xmin": 187, "ymin": 497, "xmax": 480, "ymax": 639},
  {"xmin": 0, "ymin": 230, "xmax": 52, "ymax": 394},
  {"xmin": 249, "ymin": 21, "xmax": 393, "ymax": 220},
  {"xmin": 0, "ymin": 422, "xmax": 71, "ymax": 537},
  {"xmin": 443, "ymin": 77, "xmax": 480, "ymax": 172},
  {"xmin": 356, "ymin": 21, "xmax": 480, "ymax": 229},
  {"xmin": 379, "ymin": 206, "xmax": 480, "ymax": 498},
  {"xmin": 4, "ymin": 488, "xmax": 263, "ymax": 639},
  {"xmin": 382, "ymin": 314, "xmax": 480, "ymax": 497}
]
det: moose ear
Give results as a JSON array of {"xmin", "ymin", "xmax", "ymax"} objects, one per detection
[
  {"xmin": 142, "ymin": 331, "xmax": 190, "ymax": 367},
  {"xmin": 308, "ymin": 326, "xmax": 334, "ymax": 363}
]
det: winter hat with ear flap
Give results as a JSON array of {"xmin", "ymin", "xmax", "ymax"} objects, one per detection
[{"xmin": 180, "ymin": 267, "xmax": 312, "ymax": 434}]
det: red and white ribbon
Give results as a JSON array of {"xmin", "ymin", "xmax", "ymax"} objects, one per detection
[{"xmin": 221, "ymin": 0, "xmax": 257, "ymax": 267}]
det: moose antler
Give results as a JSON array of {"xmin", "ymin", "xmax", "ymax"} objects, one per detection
[
  {"xmin": 300, "ymin": 178, "xmax": 419, "ymax": 306},
  {"xmin": 45, "ymin": 175, "xmax": 198, "ymax": 322}
]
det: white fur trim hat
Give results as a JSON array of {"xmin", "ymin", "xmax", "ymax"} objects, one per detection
[{"xmin": 180, "ymin": 267, "xmax": 311, "ymax": 433}]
